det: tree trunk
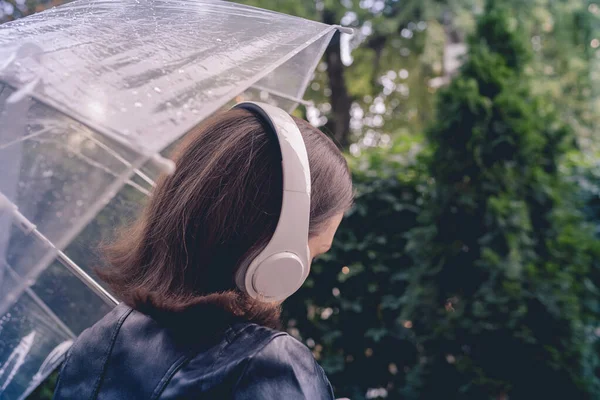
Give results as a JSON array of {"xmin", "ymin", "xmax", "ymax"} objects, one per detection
[{"xmin": 323, "ymin": 10, "xmax": 352, "ymax": 150}]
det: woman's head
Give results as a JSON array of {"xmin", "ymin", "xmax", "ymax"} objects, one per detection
[{"xmin": 98, "ymin": 108, "xmax": 353, "ymax": 328}]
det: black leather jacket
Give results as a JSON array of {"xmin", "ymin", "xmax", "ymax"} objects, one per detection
[{"xmin": 53, "ymin": 304, "xmax": 334, "ymax": 399}]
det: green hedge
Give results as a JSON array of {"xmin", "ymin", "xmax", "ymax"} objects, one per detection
[{"xmin": 281, "ymin": 137, "xmax": 428, "ymax": 399}]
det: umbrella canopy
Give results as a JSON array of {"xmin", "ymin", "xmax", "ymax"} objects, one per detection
[{"xmin": 0, "ymin": 1, "xmax": 343, "ymax": 397}]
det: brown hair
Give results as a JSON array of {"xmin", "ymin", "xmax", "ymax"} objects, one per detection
[{"xmin": 98, "ymin": 108, "xmax": 353, "ymax": 330}]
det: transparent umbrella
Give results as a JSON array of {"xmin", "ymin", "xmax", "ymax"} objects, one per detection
[{"xmin": 0, "ymin": 1, "xmax": 347, "ymax": 397}]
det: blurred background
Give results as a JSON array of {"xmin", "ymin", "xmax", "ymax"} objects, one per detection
[{"xmin": 2, "ymin": 0, "xmax": 600, "ymax": 399}]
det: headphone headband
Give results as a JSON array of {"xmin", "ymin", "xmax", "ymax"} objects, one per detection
[{"xmin": 232, "ymin": 102, "xmax": 311, "ymax": 301}]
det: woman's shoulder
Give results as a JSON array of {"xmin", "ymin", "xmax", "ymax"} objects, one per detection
[
  {"xmin": 162, "ymin": 322, "xmax": 334, "ymax": 399},
  {"xmin": 226, "ymin": 322, "xmax": 312, "ymax": 362},
  {"xmin": 227, "ymin": 323, "xmax": 335, "ymax": 399}
]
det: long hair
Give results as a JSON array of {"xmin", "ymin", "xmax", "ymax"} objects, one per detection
[{"xmin": 97, "ymin": 108, "xmax": 353, "ymax": 329}]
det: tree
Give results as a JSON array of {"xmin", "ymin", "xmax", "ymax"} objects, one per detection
[
  {"xmin": 401, "ymin": 2, "xmax": 600, "ymax": 398},
  {"xmin": 236, "ymin": 0, "xmax": 450, "ymax": 149}
]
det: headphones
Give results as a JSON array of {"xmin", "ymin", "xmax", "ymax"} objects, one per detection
[{"xmin": 232, "ymin": 102, "xmax": 311, "ymax": 302}]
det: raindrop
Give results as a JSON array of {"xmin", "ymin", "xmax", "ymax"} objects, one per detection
[
  {"xmin": 134, "ymin": 102, "xmax": 143, "ymax": 108},
  {"xmin": 42, "ymin": 170, "xmax": 53, "ymax": 178},
  {"xmin": 178, "ymin": 69, "xmax": 185, "ymax": 74},
  {"xmin": 120, "ymin": 107, "xmax": 127, "ymax": 112},
  {"xmin": 153, "ymin": 87, "xmax": 162, "ymax": 93},
  {"xmin": 216, "ymin": 38, "xmax": 222, "ymax": 42},
  {"xmin": 76, "ymin": 200, "xmax": 84, "ymax": 207}
]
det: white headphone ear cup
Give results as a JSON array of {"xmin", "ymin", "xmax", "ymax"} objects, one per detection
[{"xmin": 246, "ymin": 252, "xmax": 306, "ymax": 301}]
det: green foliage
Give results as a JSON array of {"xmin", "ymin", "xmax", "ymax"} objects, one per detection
[
  {"xmin": 400, "ymin": 3, "xmax": 600, "ymax": 398},
  {"xmin": 567, "ymin": 152, "xmax": 600, "ymax": 236}
]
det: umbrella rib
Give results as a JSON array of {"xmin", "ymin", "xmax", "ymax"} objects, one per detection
[
  {"xmin": 3, "ymin": 260, "xmax": 77, "ymax": 340},
  {"xmin": 0, "ymin": 220, "xmax": 119, "ymax": 312},
  {"xmin": 27, "ymin": 137, "xmax": 153, "ymax": 196},
  {"xmin": 67, "ymin": 151, "xmax": 152, "ymax": 196},
  {"xmin": 79, "ymin": 130, "xmax": 156, "ymax": 189},
  {"xmin": 250, "ymin": 84, "xmax": 313, "ymax": 107},
  {"xmin": 0, "ymin": 125, "xmax": 57, "ymax": 151}
]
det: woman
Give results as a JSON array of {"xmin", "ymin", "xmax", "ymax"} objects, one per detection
[{"xmin": 53, "ymin": 103, "xmax": 354, "ymax": 399}]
